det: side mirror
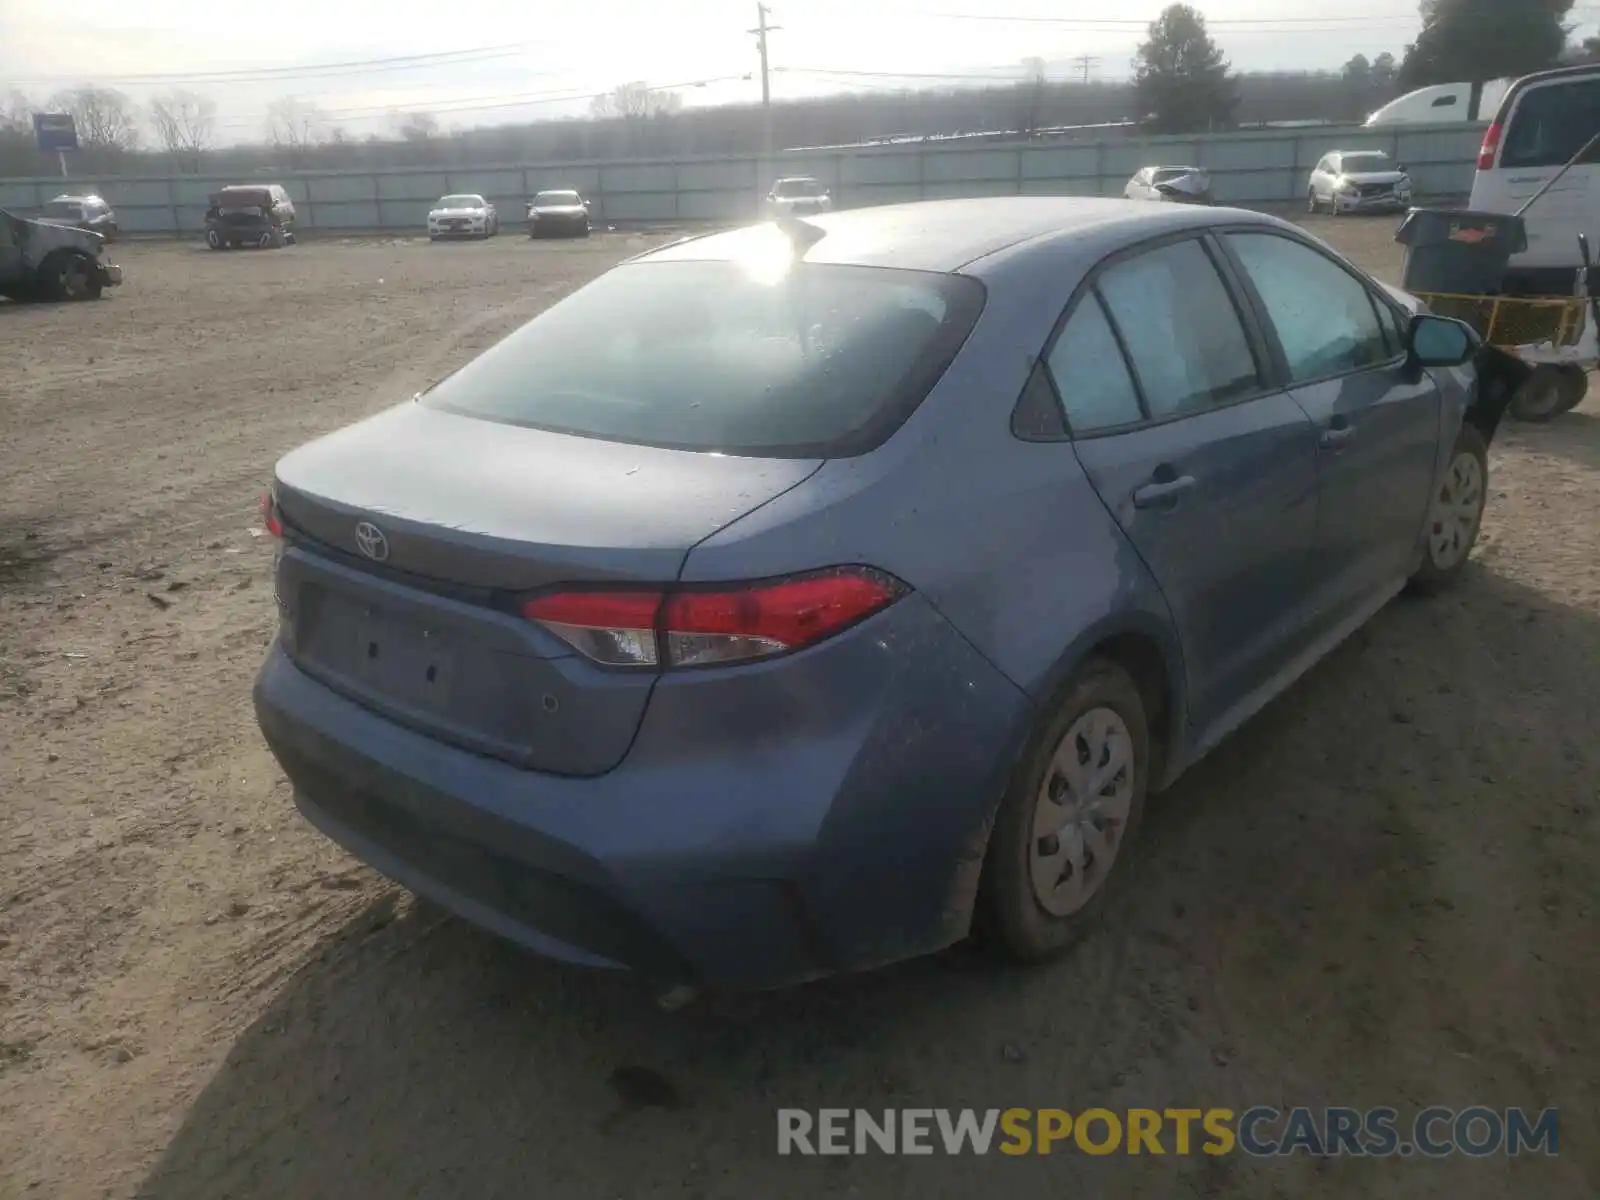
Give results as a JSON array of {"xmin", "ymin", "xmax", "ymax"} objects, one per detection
[{"xmin": 1409, "ymin": 313, "xmax": 1479, "ymax": 367}]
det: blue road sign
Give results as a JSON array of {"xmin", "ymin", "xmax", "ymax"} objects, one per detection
[{"xmin": 34, "ymin": 113, "xmax": 79, "ymax": 153}]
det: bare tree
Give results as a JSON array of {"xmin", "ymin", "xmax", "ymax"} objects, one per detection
[
  {"xmin": 266, "ymin": 97, "xmax": 326, "ymax": 165},
  {"xmin": 1, "ymin": 89, "xmax": 33, "ymax": 132},
  {"xmin": 391, "ymin": 110, "xmax": 439, "ymax": 141},
  {"xmin": 150, "ymin": 90, "xmax": 216, "ymax": 173},
  {"xmin": 1019, "ymin": 56, "xmax": 1048, "ymax": 137},
  {"xmin": 590, "ymin": 82, "xmax": 682, "ymax": 119},
  {"xmin": 46, "ymin": 86, "xmax": 141, "ymax": 151}
]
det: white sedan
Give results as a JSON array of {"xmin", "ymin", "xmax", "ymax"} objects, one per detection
[{"xmin": 427, "ymin": 194, "xmax": 498, "ymax": 240}]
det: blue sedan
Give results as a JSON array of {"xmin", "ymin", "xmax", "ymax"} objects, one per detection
[{"xmin": 254, "ymin": 197, "xmax": 1509, "ymax": 990}]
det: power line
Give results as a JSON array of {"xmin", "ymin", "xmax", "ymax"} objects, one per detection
[
  {"xmin": 216, "ymin": 74, "xmax": 753, "ymax": 131},
  {"xmin": 9, "ymin": 42, "xmax": 559, "ymax": 88},
  {"xmin": 779, "ymin": 66, "xmax": 1036, "ymax": 81}
]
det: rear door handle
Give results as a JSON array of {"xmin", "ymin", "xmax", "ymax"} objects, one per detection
[
  {"xmin": 1132, "ymin": 475, "xmax": 1197, "ymax": 509},
  {"xmin": 1320, "ymin": 426, "xmax": 1357, "ymax": 449}
]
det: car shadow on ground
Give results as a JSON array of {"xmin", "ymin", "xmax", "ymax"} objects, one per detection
[
  {"xmin": 1503, "ymin": 405, "xmax": 1600, "ymax": 475},
  {"xmin": 135, "ymin": 566, "xmax": 1599, "ymax": 1200}
]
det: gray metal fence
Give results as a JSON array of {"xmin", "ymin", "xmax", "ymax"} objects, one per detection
[{"xmin": 0, "ymin": 122, "xmax": 1483, "ymax": 237}]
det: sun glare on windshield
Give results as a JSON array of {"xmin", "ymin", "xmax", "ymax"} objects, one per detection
[{"xmin": 735, "ymin": 223, "xmax": 799, "ymax": 286}]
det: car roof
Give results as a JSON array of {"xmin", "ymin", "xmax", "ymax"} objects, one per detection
[
  {"xmin": 639, "ymin": 196, "xmax": 1281, "ymax": 273},
  {"xmin": 49, "ymin": 193, "xmax": 101, "ymax": 202}
]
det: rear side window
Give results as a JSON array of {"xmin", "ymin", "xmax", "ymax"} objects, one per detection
[
  {"xmin": 1225, "ymin": 233, "xmax": 1394, "ymax": 381},
  {"xmin": 421, "ymin": 259, "xmax": 985, "ymax": 458},
  {"xmin": 1096, "ymin": 239, "xmax": 1261, "ymax": 420},
  {"xmin": 1045, "ymin": 295, "xmax": 1143, "ymax": 433},
  {"xmin": 1502, "ymin": 79, "xmax": 1600, "ymax": 169}
]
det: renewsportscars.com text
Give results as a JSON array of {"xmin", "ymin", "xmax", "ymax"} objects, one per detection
[{"xmin": 777, "ymin": 1107, "xmax": 1559, "ymax": 1158}]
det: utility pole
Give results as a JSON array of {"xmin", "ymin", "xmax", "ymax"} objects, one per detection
[
  {"xmin": 750, "ymin": 3, "xmax": 781, "ymax": 170},
  {"xmin": 1073, "ymin": 54, "xmax": 1102, "ymax": 85}
]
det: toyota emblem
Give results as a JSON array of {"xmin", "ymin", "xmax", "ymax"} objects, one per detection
[{"xmin": 354, "ymin": 521, "xmax": 390, "ymax": 563}]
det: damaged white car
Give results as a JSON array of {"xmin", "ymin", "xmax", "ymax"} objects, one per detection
[{"xmin": 0, "ymin": 207, "xmax": 124, "ymax": 302}]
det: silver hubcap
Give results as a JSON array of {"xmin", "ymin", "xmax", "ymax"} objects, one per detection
[
  {"xmin": 1429, "ymin": 451, "xmax": 1483, "ymax": 570},
  {"xmin": 1030, "ymin": 707, "xmax": 1134, "ymax": 917}
]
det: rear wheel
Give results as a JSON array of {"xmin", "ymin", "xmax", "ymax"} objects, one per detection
[
  {"xmin": 980, "ymin": 659, "xmax": 1150, "ymax": 962},
  {"xmin": 1409, "ymin": 425, "xmax": 1488, "ymax": 594},
  {"xmin": 1553, "ymin": 364, "xmax": 1590, "ymax": 414},
  {"xmin": 205, "ymin": 227, "xmax": 224, "ymax": 250},
  {"xmin": 1508, "ymin": 364, "xmax": 1569, "ymax": 422},
  {"xmin": 1307, "ymin": 189, "xmax": 1320, "ymax": 214}
]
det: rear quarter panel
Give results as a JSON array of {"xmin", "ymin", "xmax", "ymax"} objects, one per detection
[{"xmin": 681, "ymin": 226, "xmax": 1189, "ymax": 728}]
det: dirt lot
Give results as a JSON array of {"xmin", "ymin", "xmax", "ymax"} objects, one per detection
[{"xmin": 2, "ymin": 218, "xmax": 1597, "ymax": 1199}]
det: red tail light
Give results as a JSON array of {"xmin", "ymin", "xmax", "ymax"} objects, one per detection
[
  {"xmin": 521, "ymin": 567, "xmax": 906, "ymax": 669},
  {"xmin": 260, "ymin": 490, "xmax": 283, "ymax": 538},
  {"xmin": 1478, "ymin": 121, "xmax": 1502, "ymax": 171}
]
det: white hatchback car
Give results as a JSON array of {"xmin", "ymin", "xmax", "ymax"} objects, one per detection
[
  {"xmin": 427, "ymin": 194, "xmax": 498, "ymax": 240},
  {"xmin": 1307, "ymin": 151, "xmax": 1414, "ymax": 216}
]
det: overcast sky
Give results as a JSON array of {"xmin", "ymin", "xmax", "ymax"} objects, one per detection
[{"xmin": 2, "ymin": 1, "xmax": 1594, "ymax": 144}]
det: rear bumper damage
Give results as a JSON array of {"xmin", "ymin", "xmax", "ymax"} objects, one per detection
[{"xmin": 254, "ymin": 593, "xmax": 1032, "ymax": 989}]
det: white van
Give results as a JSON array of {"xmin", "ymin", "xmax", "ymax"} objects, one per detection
[
  {"xmin": 1365, "ymin": 79, "xmax": 1511, "ymax": 127},
  {"xmin": 1469, "ymin": 64, "xmax": 1600, "ymax": 295}
]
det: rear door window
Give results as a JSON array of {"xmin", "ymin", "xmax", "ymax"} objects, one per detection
[
  {"xmin": 1095, "ymin": 238, "xmax": 1263, "ymax": 420},
  {"xmin": 1044, "ymin": 295, "xmax": 1144, "ymax": 433},
  {"xmin": 1224, "ymin": 233, "xmax": 1394, "ymax": 381},
  {"xmin": 1502, "ymin": 78, "xmax": 1600, "ymax": 169},
  {"xmin": 421, "ymin": 257, "xmax": 985, "ymax": 457}
]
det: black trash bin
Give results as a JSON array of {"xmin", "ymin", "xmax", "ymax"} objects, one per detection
[{"xmin": 1394, "ymin": 207, "xmax": 1528, "ymax": 296}]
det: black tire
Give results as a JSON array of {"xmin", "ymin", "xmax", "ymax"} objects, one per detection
[
  {"xmin": 205, "ymin": 227, "xmax": 224, "ymax": 250},
  {"xmin": 1553, "ymin": 364, "xmax": 1590, "ymax": 415},
  {"xmin": 979, "ymin": 658, "xmax": 1150, "ymax": 962},
  {"xmin": 38, "ymin": 251, "xmax": 102, "ymax": 302},
  {"xmin": 580, "ymin": 222, "xmax": 590, "ymax": 238},
  {"xmin": 1508, "ymin": 365, "xmax": 1568, "ymax": 423},
  {"xmin": 1308, "ymin": 189, "xmax": 1320, "ymax": 214},
  {"xmin": 1409, "ymin": 424, "xmax": 1489, "ymax": 595}
]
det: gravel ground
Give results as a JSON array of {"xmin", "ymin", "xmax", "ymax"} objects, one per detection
[{"xmin": 1, "ymin": 216, "xmax": 1596, "ymax": 1199}]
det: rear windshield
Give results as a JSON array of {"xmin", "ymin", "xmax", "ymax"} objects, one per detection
[
  {"xmin": 775, "ymin": 179, "xmax": 824, "ymax": 197},
  {"xmin": 535, "ymin": 191, "xmax": 581, "ymax": 205},
  {"xmin": 218, "ymin": 189, "xmax": 271, "ymax": 208},
  {"xmin": 420, "ymin": 258, "xmax": 985, "ymax": 457},
  {"xmin": 42, "ymin": 201, "xmax": 83, "ymax": 217},
  {"xmin": 1502, "ymin": 79, "xmax": 1600, "ymax": 169},
  {"xmin": 1339, "ymin": 153, "xmax": 1391, "ymax": 172},
  {"xmin": 439, "ymin": 195, "xmax": 483, "ymax": 207},
  {"xmin": 1151, "ymin": 168, "xmax": 1192, "ymax": 184}
]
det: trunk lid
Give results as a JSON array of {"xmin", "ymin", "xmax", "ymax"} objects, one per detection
[{"xmin": 273, "ymin": 401, "xmax": 822, "ymax": 774}]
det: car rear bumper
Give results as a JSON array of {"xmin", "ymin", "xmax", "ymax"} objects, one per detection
[
  {"xmin": 528, "ymin": 217, "xmax": 587, "ymax": 236},
  {"xmin": 254, "ymin": 594, "xmax": 1032, "ymax": 989}
]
